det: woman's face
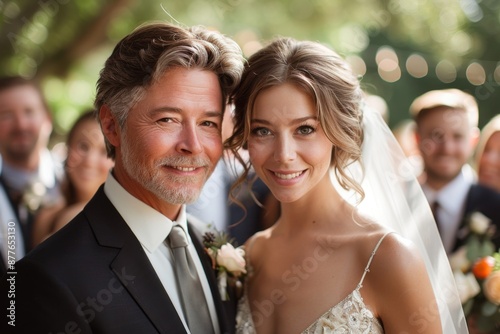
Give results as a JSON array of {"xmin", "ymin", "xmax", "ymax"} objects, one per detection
[
  {"xmin": 478, "ymin": 131, "xmax": 500, "ymax": 191},
  {"xmin": 66, "ymin": 119, "xmax": 114, "ymax": 201},
  {"xmin": 247, "ymin": 83, "xmax": 333, "ymax": 203}
]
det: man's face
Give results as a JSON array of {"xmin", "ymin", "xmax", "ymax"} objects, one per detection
[
  {"xmin": 0, "ymin": 85, "xmax": 51, "ymax": 163},
  {"xmin": 416, "ymin": 107, "xmax": 476, "ymax": 186},
  {"xmin": 105, "ymin": 67, "xmax": 224, "ymax": 216}
]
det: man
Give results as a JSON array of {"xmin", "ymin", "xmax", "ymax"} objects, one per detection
[
  {"xmin": 0, "ymin": 157, "xmax": 25, "ymax": 276},
  {"xmin": 0, "ymin": 76, "xmax": 63, "ymax": 252},
  {"xmin": 2, "ymin": 23, "xmax": 243, "ymax": 333},
  {"xmin": 411, "ymin": 89, "xmax": 500, "ymax": 254}
]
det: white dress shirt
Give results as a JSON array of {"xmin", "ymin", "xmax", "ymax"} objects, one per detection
[
  {"xmin": 422, "ymin": 165, "xmax": 475, "ymax": 254},
  {"xmin": 0, "ymin": 157, "xmax": 25, "ymax": 269},
  {"xmin": 104, "ymin": 174, "xmax": 220, "ymax": 334}
]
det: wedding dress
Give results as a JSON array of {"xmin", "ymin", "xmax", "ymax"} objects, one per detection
[{"xmin": 235, "ymin": 233, "xmax": 391, "ymax": 334}]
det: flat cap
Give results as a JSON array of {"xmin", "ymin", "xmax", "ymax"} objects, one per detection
[{"xmin": 409, "ymin": 89, "xmax": 478, "ymax": 124}]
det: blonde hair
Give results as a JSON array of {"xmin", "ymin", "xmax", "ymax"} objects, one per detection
[{"xmin": 225, "ymin": 37, "xmax": 364, "ymax": 201}]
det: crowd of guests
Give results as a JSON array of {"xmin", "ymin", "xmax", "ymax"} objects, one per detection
[{"xmin": 0, "ymin": 22, "xmax": 498, "ymax": 333}]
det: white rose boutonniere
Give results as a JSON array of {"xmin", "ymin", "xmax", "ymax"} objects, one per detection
[{"xmin": 203, "ymin": 231, "xmax": 246, "ymax": 301}]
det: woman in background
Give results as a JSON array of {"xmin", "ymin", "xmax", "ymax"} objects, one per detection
[
  {"xmin": 475, "ymin": 114, "xmax": 500, "ymax": 192},
  {"xmin": 32, "ymin": 111, "xmax": 113, "ymax": 246}
]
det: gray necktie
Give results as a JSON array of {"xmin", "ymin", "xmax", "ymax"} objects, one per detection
[{"xmin": 168, "ymin": 225, "xmax": 214, "ymax": 334}]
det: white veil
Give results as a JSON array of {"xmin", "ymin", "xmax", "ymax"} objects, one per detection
[{"xmin": 330, "ymin": 106, "xmax": 468, "ymax": 333}]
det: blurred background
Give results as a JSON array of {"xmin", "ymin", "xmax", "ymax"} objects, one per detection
[{"xmin": 1, "ymin": 0, "xmax": 499, "ymax": 141}]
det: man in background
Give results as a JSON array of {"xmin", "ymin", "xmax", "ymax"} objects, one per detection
[
  {"xmin": 0, "ymin": 76, "xmax": 62, "ymax": 252},
  {"xmin": 411, "ymin": 88, "xmax": 500, "ymax": 254}
]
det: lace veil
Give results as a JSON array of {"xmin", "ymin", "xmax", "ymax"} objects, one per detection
[{"xmin": 330, "ymin": 105, "xmax": 468, "ymax": 333}]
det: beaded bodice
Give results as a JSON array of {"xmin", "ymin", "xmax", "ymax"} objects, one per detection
[{"xmin": 235, "ymin": 233, "xmax": 391, "ymax": 334}]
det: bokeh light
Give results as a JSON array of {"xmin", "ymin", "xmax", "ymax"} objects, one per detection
[
  {"xmin": 346, "ymin": 55, "xmax": 367, "ymax": 77},
  {"xmin": 406, "ymin": 54, "xmax": 428, "ymax": 78},
  {"xmin": 435, "ymin": 60, "xmax": 457, "ymax": 83},
  {"xmin": 465, "ymin": 62, "xmax": 486, "ymax": 85}
]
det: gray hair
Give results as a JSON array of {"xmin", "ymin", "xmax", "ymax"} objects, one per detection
[{"xmin": 95, "ymin": 22, "xmax": 244, "ymax": 159}]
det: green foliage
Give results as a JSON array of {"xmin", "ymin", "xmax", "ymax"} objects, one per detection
[{"xmin": 1, "ymin": 0, "xmax": 500, "ymax": 137}]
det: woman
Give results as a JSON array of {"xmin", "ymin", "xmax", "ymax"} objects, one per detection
[
  {"xmin": 226, "ymin": 38, "xmax": 467, "ymax": 333},
  {"xmin": 32, "ymin": 111, "xmax": 114, "ymax": 246},
  {"xmin": 475, "ymin": 114, "xmax": 500, "ymax": 192}
]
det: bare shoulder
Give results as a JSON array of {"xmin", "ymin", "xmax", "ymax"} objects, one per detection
[
  {"xmin": 368, "ymin": 231, "xmax": 427, "ymax": 283},
  {"xmin": 244, "ymin": 228, "xmax": 272, "ymax": 255},
  {"xmin": 243, "ymin": 228, "xmax": 273, "ymax": 270}
]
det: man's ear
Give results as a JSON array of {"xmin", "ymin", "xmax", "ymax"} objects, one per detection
[
  {"xmin": 99, "ymin": 105, "xmax": 120, "ymax": 148},
  {"xmin": 470, "ymin": 126, "xmax": 480, "ymax": 150}
]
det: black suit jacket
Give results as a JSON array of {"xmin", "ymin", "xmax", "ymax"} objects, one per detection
[
  {"xmin": 1, "ymin": 187, "xmax": 236, "ymax": 334},
  {"xmin": 452, "ymin": 183, "xmax": 500, "ymax": 253}
]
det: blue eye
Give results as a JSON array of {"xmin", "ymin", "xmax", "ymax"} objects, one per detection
[
  {"xmin": 201, "ymin": 121, "xmax": 218, "ymax": 128},
  {"xmin": 251, "ymin": 127, "xmax": 271, "ymax": 137},
  {"xmin": 297, "ymin": 125, "xmax": 315, "ymax": 135}
]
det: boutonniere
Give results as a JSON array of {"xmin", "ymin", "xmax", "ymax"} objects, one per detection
[
  {"xmin": 203, "ymin": 231, "xmax": 246, "ymax": 301},
  {"xmin": 22, "ymin": 179, "xmax": 47, "ymax": 212}
]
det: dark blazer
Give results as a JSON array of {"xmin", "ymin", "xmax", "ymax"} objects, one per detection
[
  {"xmin": 452, "ymin": 183, "xmax": 500, "ymax": 253},
  {"xmin": 1, "ymin": 186, "xmax": 236, "ymax": 334}
]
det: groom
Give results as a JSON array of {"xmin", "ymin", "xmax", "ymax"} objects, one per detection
[{"xmin": 1, "ymin": 22, "xmax": 243, "ymax": 333}]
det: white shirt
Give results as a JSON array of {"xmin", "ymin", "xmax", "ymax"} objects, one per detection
[
  {"xmin": 422, "ymin": 165, "xmax": 475, "ymax": 254},
  {"xmin": 0, "ymin": 183, "xmax": 25, "ymax": 268},
  {"xmin": 0, "ymin": 157, "xmax": 25, "ymax": 269},
  {"xmin": 104, "ymin": 174, "xmax": 220, "ymax": 334}
]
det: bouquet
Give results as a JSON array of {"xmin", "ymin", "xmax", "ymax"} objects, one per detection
[
  {"xmin": 450, "ymin": 212, "xmax": 500, "ymax": 333},
  {"xmin": 203, "ymin": 230, "xmax": 246, "ymax": 301}
]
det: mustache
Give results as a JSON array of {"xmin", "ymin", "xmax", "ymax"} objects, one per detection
[{"xmin": 155, "ymin": 155, "xmax": 212, "ymax": 169}]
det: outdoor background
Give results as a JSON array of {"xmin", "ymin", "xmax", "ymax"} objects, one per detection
[{"xmin": 1, "ymin": 0, "xmax": 499, "ymax": 141}]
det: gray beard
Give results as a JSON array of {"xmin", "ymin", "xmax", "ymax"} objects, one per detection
[{"xmin": 120, "ymin": 135, "xmax": 211, "ymax": 205}]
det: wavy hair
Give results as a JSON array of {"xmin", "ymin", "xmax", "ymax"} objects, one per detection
[
  {"xmin": 225, "ymin": 37, "xmax": 365, "ymax": 201},
  {"xmin": 95, "ymin": 22, "xmax": 244, "ymax": 159}
]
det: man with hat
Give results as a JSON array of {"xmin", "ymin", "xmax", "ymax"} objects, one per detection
[{"xmin": 411, "ymin": 89, "xmax": 500, "ymax": 254}]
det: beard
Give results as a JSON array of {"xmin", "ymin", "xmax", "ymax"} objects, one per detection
[
  {"xmin": 120, "ymin": 133, "xmax": 214, "ymax": 205},
  {"xmin": 3, "ymin": 130, "xmax": 38, "ymax": 162}
]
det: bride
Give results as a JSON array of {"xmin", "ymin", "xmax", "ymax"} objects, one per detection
[{"xmin": 225, "ymin": 37, "xmax": 467, "ymax": 333}]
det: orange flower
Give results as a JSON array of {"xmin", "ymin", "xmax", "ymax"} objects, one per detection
[{"xmin": 472, "ymin": 256, "xmax": 495, "ymax": 280}]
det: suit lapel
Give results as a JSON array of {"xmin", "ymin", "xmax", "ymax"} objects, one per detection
[
  {"xmin": 85, "ymin": 187, "xmax": 186, "ymax": 333},
  {"xmin": 111, "ymin": 241, "xmax": 186, "ymax": 333},
  {"xmin": 188, "ymin": 223, "xmax": 236, "ymax": 334}
]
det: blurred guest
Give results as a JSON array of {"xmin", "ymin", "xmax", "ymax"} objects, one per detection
[
  {"xmin": 364, "ymin": 92, "xmax": 389, "ymax": 123},
  {"xmin": 392, "ymin": 119, "xmax": 424, "ymax": 179},
  {"xmin": 32, "ymin": 111, "xmax": 113, "ymax": 246},
  {"xmin": 0, "ymin": 76, "xmax": 62, "ymax": 253},
  {"xmin": 411, "ymin": 89, "xmax": 500, "ymax": 254},
  {"xmin": 0, "ymin": 157, "xmax": 25, "ymax": 276},
  {"xmin": 475, "ymin": 114, "xmax": 500, "ymax": 192}
]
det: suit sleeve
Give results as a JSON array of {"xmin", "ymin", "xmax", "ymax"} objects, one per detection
[{"xmin": 1, "ymin": 258, "xmax": 92, "ymax": 334}]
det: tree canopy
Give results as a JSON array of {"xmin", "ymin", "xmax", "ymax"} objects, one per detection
[{"xmin": 1, "ymin": 0, "xmax": 499, "ymax": 136}]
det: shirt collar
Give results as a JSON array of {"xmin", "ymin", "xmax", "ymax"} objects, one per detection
[
  {"xmin": 422, "ymin": 165, "xmax": 475, "ymax": 215},
  {"xmin": 103, "ymin": 173, "xmax": 188, "ymax": 253}
]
